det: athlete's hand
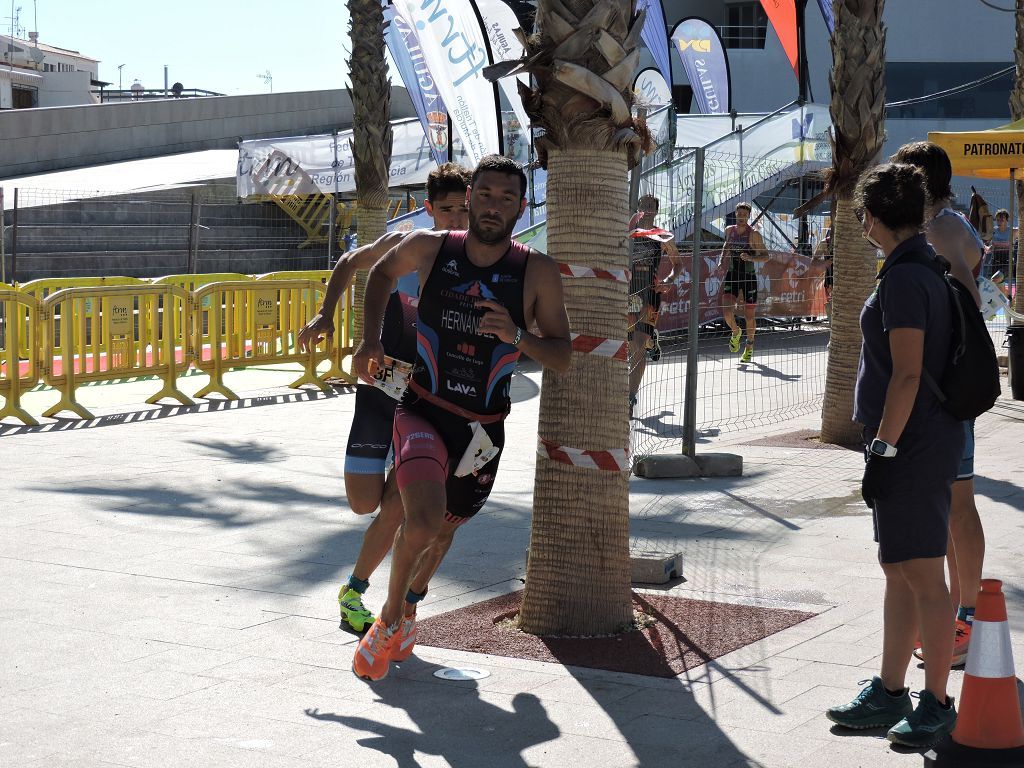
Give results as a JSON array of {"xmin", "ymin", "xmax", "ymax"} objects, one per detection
[
  {"xmin": 654, "ymin": 278, "xmax": 674, "ymax": 294},
  {"xmin": 476, "ymin": 299, "xmax": 516, "ymax": 344},
  {"xmin": 297, "ymin": 312, "xmax": 334, "ymax": 352},
  {"xmin": 352, "ymin": 338, "xmax": 385, "ymax": 384}
]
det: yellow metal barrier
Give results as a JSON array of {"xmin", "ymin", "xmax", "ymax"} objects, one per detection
[
  {"xmin": 154, "ymin": 274, "xmax": 252, "ymax": 353},
  {"xmin": 190, "ymin": 280, "xmax": 331, "ymax": 400},
  {"xmin": 41, "ymin": 285, "xmax": 194, "ymax": 419},
  {"xmin": 0, "ymin": 284, "xmax": 41, "ymax": 425}
]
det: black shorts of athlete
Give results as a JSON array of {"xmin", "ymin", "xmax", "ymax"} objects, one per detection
[
  {"xmin": 862, "ymin": 424, "xmax": 963, "ymax": 564},
  {"xmin": 628, "ymin": 265, "xmax": 661, "ymax": 337},
  {"xmin": 722, "ymin": 267, "xmax": 758, "ymax": 305},
  {"xmin": 345, "ymin": 385, "xmax": 399, "ymax": 475},
  {"xmin": 392, "ymin": 395, "xmax": 504, "ymax": 522}
]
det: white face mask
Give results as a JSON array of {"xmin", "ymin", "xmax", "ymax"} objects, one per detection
[{"xmin": 863, "ymin": 217, "xmax": 884, "ymax": 252}]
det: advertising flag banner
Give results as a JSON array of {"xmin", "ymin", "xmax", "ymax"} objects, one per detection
[
  {"xmin": 670, "ymin": 18, "xmax": 730, "ymax": 115},
  {"xmin": 816, "ymin": 0, "xmax": 834, "ymax": 35},
  {"xmin": 636, "ymin": 0, "xmax": 673, "ymax": 86},
  {"xmin": 759, "ymin": 0, "xmax": 798, "ymax": 77},
  {"xmin": 633, "ymin": 67, "xmax": 673, "ymax": 142},
  {"xmin": 236, "ymin": 119, "xmax": 436, "ymax": 197},
  {"xmin": 385, "ymin": 5, "xmax": 449, "ymax": 164},
  {"xmin": 473, "ymin": 0, "xmax": 530, "ymax": 153},
  {"xmin": 393, "ymin": 0, "xmax": 501, "ymax": 165}
]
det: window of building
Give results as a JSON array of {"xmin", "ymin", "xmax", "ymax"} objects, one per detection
[
  {"xmin": 722, "ymin": 2, "xmax": 768, "ymax": 49},
  {"xmin": 886, "ymin": 62, "xmax": 1014, "ymax": 120},
  {"xmin": 12, "ymin": 86, "xmax": 38, "ymax": 108}
]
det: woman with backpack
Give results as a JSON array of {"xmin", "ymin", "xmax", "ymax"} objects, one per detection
[{"xmin": 825, "ymin": 162, "xmax": 963, "ymax": 749}]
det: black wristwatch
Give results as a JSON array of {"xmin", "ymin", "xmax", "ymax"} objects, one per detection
[{"xmin": 869, "ymin": 438, "xmax": 898, "ymax": 458}]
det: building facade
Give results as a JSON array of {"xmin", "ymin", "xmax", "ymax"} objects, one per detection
[{"xmin": 1, "ymin": 33, "xmax": 100, "ymax": 109}]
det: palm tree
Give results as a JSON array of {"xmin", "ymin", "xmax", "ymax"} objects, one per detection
[
  {"xmin": 819, "ymin": 0, "xmax": 886, "ymax": 446},
  {"xmin": 489, "ymin": 0, "xmax": 646, "ymax": 635},
  {"xmin": 347, "ymin": 0, "xmax": 393, "ymax": 341},
  {"xmin": 1011, "ymin": 0, "xmax": 1024, "ymax": 313}
]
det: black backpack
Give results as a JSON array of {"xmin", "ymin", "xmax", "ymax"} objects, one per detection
[{"xmin": 878, "ymin": 249, "xmax": 1001, "ymax": 420}]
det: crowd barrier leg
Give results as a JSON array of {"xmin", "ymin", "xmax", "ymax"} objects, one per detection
[
  {"xmin": 1, "ymin": 330, "xmax": 38, "ymax": 426},
  {"xmin": 289, "ymin": 346, "xmax": 334, "ymax": 392},
  {"xmin": 194, "ymin": 310, "xmax": 238, "ymax": 400},
  {"xmin": 146, "ymin": 294, "xmax": 194, "ymax": 407},
  {"xmin": 42, "ymin": 303, "xmax": 93, "ymax": 420}
]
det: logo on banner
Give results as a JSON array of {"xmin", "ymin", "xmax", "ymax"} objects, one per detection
[
  {"xmin": 678, "ymin": 38, "xmax": 712, "ymax": 53},
  {"xmin": 427, "ymin": 110, "xmax": 448, "ymax": 154}
]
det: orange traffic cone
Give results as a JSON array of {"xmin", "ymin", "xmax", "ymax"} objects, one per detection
[{"xmin": 927, "ymin": 579, "xmax": 1024, "ymax": 767}]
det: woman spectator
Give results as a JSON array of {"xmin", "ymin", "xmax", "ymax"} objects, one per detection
[{"xmin": 825, "ymin": 163, "xmax": 962, "ymax": 749}]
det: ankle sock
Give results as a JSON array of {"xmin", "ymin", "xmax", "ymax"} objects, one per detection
[
  {"xmin": 405, "ymin": 588, "xmax": 426, "ymax": 605},
  {"xmin": 885, "ymin": 686, "xmax": 907, "ymax": 698},
  {"xmin": 347, "ymin": 575, "xmax": 370, "ymax": 594},
  {"xmin": 957, "ymin": 605, "xmax": 975, "ymax": 625}
]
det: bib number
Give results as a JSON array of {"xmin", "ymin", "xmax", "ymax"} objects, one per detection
[{"xmin": 365, "ymin": 355, "xmax": 414, "ymax": 401}]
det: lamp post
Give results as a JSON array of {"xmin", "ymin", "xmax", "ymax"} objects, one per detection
[{"xmin": 117, "ymin": 63, "xmax": 125, "ymax": 91}]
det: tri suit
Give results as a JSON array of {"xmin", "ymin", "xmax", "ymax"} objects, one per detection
[
  {"xmin": 629, "ymin": 235, "xmax": 664, "ymax": 337},
  {"xmin": 721, "ymin": 225, "xmax": 759, "ymax": 305},
  {"xmin": 392, "ymin": 231, "xmax": 530, "ymax": 521}
]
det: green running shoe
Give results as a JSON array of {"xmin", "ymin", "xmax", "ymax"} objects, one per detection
[
  {"xmin": 887, "ymin": 690, "xmax": 957, "ymax": 749},
  {"xmin": 740, "ymin": 343, "xmax": 754, "ymax": 363},
  {"xmin": 338, "ymin": 587, "xmax": 375, "ymax": 632},
  {"xmin": 728, "ymin": 330, "xmax": 742, "ymax": 353},
  {"xmin": 826, "ymin": 677, "xmax": 913, "ymax": 730}
]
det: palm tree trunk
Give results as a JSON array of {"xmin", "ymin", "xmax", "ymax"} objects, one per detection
[
  {"xmin": 520, "ymin": 149, "xmax": 633, "ymax": 636},
  {"xmin": 820, "ymin": 199, "xmax": 877, "ymax": 443}
]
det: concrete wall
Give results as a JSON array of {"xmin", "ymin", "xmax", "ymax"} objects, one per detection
[
  {"xmin": 0, "ymin": 86, "xmax": 415, "ymax": 179},
  {"xmin": 37, "ymin": 70, "xmax": 98, "ymax": 108}
]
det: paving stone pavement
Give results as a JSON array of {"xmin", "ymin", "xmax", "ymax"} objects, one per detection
[{"xmin": 2, "ymin": 365, "xmax": 1023, "ymax": 768}]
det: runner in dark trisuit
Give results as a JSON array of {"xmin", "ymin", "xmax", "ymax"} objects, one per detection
[
  {"xmin": 349, "ymin": 155, "xmax": 571, "ymax": 681},
  {"xmin": 297, "ymin": 163, "xmax": 471, "ymax": 635},
  {"xmin": 718, "ymin": 202, "xmax": 769, "ymax": 362}
]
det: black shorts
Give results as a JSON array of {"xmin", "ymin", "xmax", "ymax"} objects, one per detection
[
  {"xmin": 722, "ymin": 268, "xmax": 758, "ymax": 305},
  {"xmin": 863, "ymin": 424, "xmax": 963, "ymax": 564},
  {"xmin": 989, "ymin": 249, "xmax": 1011, "ymax": 278},
  {"xmin": 392, "ymin": 395, "xmax": 505, "ymax": 520},
  {"xmin": 629, "ymin": 265, "xmax": 661, "ymax": 337},
  {"xmin": 345, "ymin": 385, "xmax": 398, "ymax": 475}
]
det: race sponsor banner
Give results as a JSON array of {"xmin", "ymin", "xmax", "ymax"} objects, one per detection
[
  {"xmin": 670, "ymin": 18, "xmax": 730, "ymax": 115},
  {"xmin": 474, "ymin": 0, "xmax": 530, "ymax": 151},
  {"xmin": 634, "ymin": 67, "xmax": 673, "ymax": 143},
  {"xmin": 393, "ymin": 0, "xmax": 501, "ymax": 165},
  {"xmin": 236, "ymin": 119, "xmax": 435, "ymax": 196},
  {"xmin": 647, "ymin": 248, "xmax": 828, "ymax": 330},
  {"xmin": 816, "ymin": 0, "xmax": 834, "ymax": 34},
  {"xmin": 759, "ymin": 0, "xmax": 799, "ymax": 77},
  {"xmin": 385, "ymin": 5, "xmax": 450, "ymax": 164},
  {"xmin": 636, "ymin": 0, "xmax": 673, "ymax": 86}
]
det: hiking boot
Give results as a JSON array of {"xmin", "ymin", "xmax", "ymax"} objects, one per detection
[
  {"xmin": 740, "ymin": 343, "xmax": 754, "ymax": 363},
  {"xmin": 826, "ymin": 677, "xmax": 913, "ymax": 730},
  {"xmin": 728, "ymin": 330, "xmax": 742, "ymax": 353},
  {"xmin": 338, "ymin": 587, "xmax": 375, "ymax": 633},
  {"xmin": 912, "ymin": 620, "xmax": 971, "ymax": 668},
  {"xmin": 390, "ymin": 615, "xmax": 417, "ymax": 662},
  {"xmin": 647, "ymin": 329, "xmax": 662, "ymax": 361},
  {"xmin": 887, "ymin": 690, "xmax": 957, "ymax": 749},
  {"xmin": 352, "ymin": 618, "xmax": 397, "ymax": 681}
]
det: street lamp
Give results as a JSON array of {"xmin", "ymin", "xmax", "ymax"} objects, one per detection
[{"xmin": 117, "ymin": 63, "xmax": 125, "ymax": 90}]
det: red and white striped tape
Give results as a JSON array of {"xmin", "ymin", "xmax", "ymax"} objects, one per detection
[
  {"xmin": 538, "ymin": 438, "xmax": 630, "ymax": 472},
  {"xmin": 558, "ymin": 263, "xmax": 631, "ymax": 283},
  {"xmin": 571, "ymin": 333, "xmax": 628, "ymax": 361}
]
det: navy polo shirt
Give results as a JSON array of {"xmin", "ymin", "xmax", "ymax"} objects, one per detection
[{"xmin": 853, "ymin": 233, "xmax": 955, "ymax": 433}]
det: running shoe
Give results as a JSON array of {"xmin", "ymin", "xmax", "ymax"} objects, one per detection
[
  {"xmin": 647, "ymin": 329, "xmax": 662, "ymax": 362},
  {"xmin": 728, "ymin": 330, "xmax": 742, "ymax": 353},
  {"xmin": 352, "ymin": 618, "xmax": 397, "ymax": 681},
  {"xmin": 740, "ymin": 343, "xmax": 754, "ymax": 363},
  {"xmin": 826, "ymin": 677, "xmax": 913, "ymax": 730},
  {"xmin": 338, "ymin": 587, "xmax": 375, "ymax": 633},
  {"xmin": 390, "ymin": 615, "xmax": 417, "ymax": 662},
  {"xmin": 887, "ymin": 690, "xmax": 957, "ymax": 748},
  {"xmin": 912, "ymin": 620, "xmax": 971, "ymax": 667}
]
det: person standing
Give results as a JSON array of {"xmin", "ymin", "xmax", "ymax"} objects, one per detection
[
  {"xmin": 349, "ymin": 155, "xmax": 571, "ymax": 681},
  {"xmin": 826, "ymin": 162, "xmax": 961, "ymax": 748},
  {"xmin": 989, "ymin": 208, "xmax": 1012, "ymax": 284},
  {"xmin": 718, "ymin": 202, "xmax": 769, "ymax": 362},
  {"xmin": 297, "ymin": 163, "xmax": 471, "ymax": 634}
]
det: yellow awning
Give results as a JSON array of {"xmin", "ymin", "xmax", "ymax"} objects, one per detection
[{"xmin": 928, "ymin": 120, "xmax": 1024, "ymax": 179}]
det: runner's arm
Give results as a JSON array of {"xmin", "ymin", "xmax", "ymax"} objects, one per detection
[
  {"xmin": 662, "ymin": 239, "xmax": 684, "ymax": 282},
  {"xmin": 320, "ymin": 231, "xmax": 405, "ymax": 317},
  {"xmin": 747, "ymin": 230, "xmax": 771, "ymax": 262}
]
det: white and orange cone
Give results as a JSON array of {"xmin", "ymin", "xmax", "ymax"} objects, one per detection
[{"xmin": 927, "ymin": 579, "xmax": 1024, "ymax": 766}]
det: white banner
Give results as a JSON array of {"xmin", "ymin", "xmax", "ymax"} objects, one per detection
[
  {"xmin": 393, "ymin": 0, "xmax": 500, "ymax": 165},
  {"xmin": 236, "ymin": 119, "xmax": 437, "ymax": 197},
  {"xmin": 634, "ymin": 67, "xmax": 673, "ymax": 143},
  {"xmin": 474, "ymin": 0, "xmax": 530, "ymax": 150}
]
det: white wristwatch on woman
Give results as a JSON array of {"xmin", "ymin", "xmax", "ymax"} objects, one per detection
[{"xmin": 869, "ymin": 438, "xmax": 898, "ymax": 458}]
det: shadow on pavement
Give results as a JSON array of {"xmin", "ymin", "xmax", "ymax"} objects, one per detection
[{"xmin": 973, "ymin": 475, "xmax": 1024, "ymax": 510}]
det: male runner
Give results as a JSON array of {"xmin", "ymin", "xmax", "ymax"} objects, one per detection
[
  {"xmin": 718, "ymin": 202, "xmax": 769, "ymax": 362},
  {"xmin": 628, "ymin": 194, "xmax": 682, "ymax": 413},
  {"xmin": 892, "ymin": 141, "xmax": 985, "ymax": 667},
  {"xmin": 297, "ymin": 162, "xmax": 471, "ymax": 634},
  {"xmin": 349, "ymin": 154, "xmax": 571, "ymax": 681}
]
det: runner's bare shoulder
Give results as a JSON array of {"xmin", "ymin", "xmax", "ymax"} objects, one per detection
[{"xmin": 395, "ymin": 228, "xmax": 448, "ymax": 268}]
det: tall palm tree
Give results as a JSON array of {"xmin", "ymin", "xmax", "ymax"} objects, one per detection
[
  {"xmin": 490, "ymin": 0, "xmax": 646, "ymax": 635},
  {"xmin": 819, "ymin": 0, "xmax": 886, "ymax": 446},
  {"xmin": 1011, "ymin": 0, "xmax": 1024, "ymax": 313},
  {"xmin": 347, "ymin": 0, "xmax": 393, "ymax": 341}
]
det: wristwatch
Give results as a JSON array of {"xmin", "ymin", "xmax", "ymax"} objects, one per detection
[{"xmin": 869, "ymin": 438, "xmax": 898, "ymax": 458}]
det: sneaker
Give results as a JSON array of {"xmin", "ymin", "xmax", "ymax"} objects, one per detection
[
  {"xmin": 951, "ymin": 619, "xmax": 971, "ymax": 666},
  {"xmin": 647, "ymin": 329, "xmax": 662, "ymax": 362},
  {"xmin": 352, "ymin": 618, "xmax": 397, "ymax": 681},
  {"xmin": 740, "ymin": 343, "xmax": 754, "ymax": 363},
  {"xmin": 887, "ymin": 690, "xmax": 957, "ymax": 749},
  {"xmin": 338, "ymin": 587, "xmax": 375, "ymax": 633},
  {"xmin": 728, "ymin": 330, "xmax": 742, "ymax": 353},
  {"xmin": 390, "ymin": 615, "xmax": 417, "ymax": 662},
  {"xmin": 826, "ymin": 677, "xmax": 913, "ymax": 730}
]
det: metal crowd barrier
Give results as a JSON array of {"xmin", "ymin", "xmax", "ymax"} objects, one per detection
[{"xmin": 0, "ymin": 284, "xmax": 42, "ymax": 425}]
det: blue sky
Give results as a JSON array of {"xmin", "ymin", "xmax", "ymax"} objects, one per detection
[{"xmin": 12, "ymin": 0, "xmax": 356, "ymax": 94}]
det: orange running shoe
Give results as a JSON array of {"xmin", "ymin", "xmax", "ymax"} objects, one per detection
[
  {"xmin": 352, "ymin": 618, "xmax": 397, "ymax": 681},
  {"xmin": 951, "ymin": 619, "xmax": 971, "ymax": 667},
  {"xmin": 391, "ymin": 616, "xmax": 417, "ymax": 662}
]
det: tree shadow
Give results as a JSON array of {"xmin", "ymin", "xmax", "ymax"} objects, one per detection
[
  {"xmin": 973, "ymin": 474, "xmax": 1024, "ymax": 511},
  {"xmin": 305, "ymin": 660, "xmax": 559, "ymax": 768}
]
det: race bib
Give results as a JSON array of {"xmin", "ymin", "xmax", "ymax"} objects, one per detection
[
  {"xmin": 365, "ymin": 355, "xmax": 414, "ymax": 401},
  {"xmin": 977, "ymin": 276, "xmax": 1008, "ymax": 322},
  {"xmin": 454, "ymin": 421, "xmax": 500, "ymax": 477}
]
